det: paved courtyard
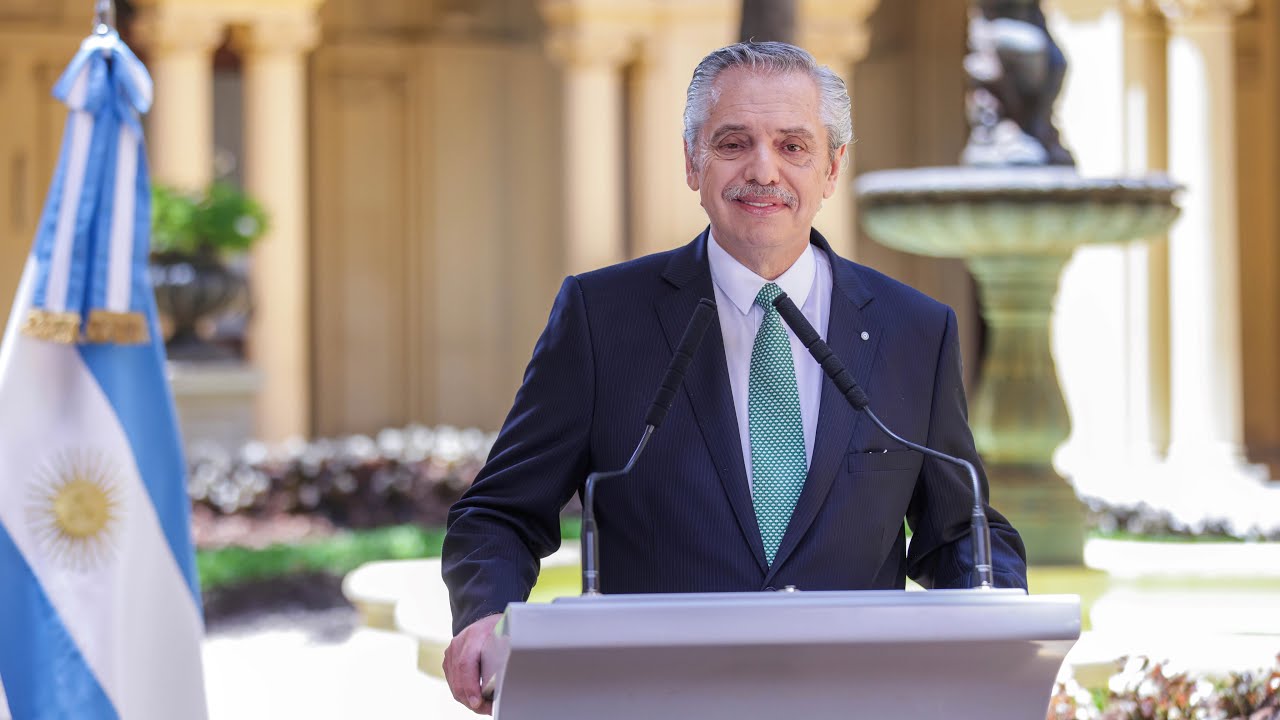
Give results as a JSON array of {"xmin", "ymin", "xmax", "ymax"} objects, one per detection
[{"xmin": 203, "ymin": 609, "xmax": 472, "ymax": 720}]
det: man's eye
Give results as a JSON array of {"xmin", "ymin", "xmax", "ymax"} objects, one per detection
[
  {"xmin": 783, "ymin": 143, "xmax": 804, "ymax": 153},
  {"xmin": 720, "ymin": 142, "xmax": 743, "ymax": 150}
]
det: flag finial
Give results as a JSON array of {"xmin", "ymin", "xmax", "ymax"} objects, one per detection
[{"xmin": 93, "ymin": 0, "xmax": 115, "ymax": 36}]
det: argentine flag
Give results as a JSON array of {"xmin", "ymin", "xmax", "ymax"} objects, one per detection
[{"xmin": 0, "ymin": 30, "xmax": 207, "ymax": 720}]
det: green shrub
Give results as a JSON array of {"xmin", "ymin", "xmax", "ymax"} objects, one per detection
[{"xmin": 152, "ymin": 183, "xmax": 268, "ymax": 256}]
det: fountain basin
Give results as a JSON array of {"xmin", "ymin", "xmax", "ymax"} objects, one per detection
[{"xmin": 856, "ymin": 166, "xmax": 1179, "ymax": 258}]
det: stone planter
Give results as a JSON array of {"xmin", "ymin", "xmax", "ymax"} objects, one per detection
[{"xmin": 150, "ymin": 249, "xmax": 246, "ymax": 361}]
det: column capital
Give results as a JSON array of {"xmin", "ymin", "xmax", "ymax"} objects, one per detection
[
  {"xmin": 1121, "ymin": 0, "xmax": 1162, "ymax": 18},
  {"xmin": 1154, "ymin": 0, "xmax": 1254, "ymax": 23},
  {"xmin": 797, "ymin": 0, "xmax": 882, "ymax": 66},
  {"xmin": 538, "ymin": 0, "xmax": 650, "ymax": 67},
  {"xmin": 1121, "ymin": 0, "xmax": 1172, "ymax": 39},
  {"xmin": 229, "ymin": 14, "xmax": 321, "ymax": 57},
  {"xmin": 131, "ymin": 4, "xmax": 225, "ymax": 54}
]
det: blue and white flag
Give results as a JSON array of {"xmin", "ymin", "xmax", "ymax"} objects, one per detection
[{"xmin": 0, "ymin": 30, "xmax": 207, "ymax": 720}]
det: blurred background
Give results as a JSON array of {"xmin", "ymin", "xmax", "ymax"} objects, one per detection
[{"xmin": 0, "ymin": 0, "xmax": 1278, "ymax": 718}]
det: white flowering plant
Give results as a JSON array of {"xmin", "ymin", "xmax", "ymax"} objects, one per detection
[{"xmin": 1047, "ymin": 656, "xmax": 1280, "ymax": 720}]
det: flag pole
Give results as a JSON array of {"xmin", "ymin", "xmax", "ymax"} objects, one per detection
[{"xmin": 92, "ymin": 0, "xmax": 114, "ymax": 35}]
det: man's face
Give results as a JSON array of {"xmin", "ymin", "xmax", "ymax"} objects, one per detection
[{"xmin": 685, "ymin": 68, "xmax": 845, "ymax": 263}]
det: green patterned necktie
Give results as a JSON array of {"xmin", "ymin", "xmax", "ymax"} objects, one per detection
[{"xmin": 749, "ymin": 282, "xmax": 808, "ymax": 566}]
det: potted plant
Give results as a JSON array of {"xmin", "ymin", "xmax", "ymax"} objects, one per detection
[{"xmin": 149, "ymin": 183, "xmax": 269, "ymax": 361}]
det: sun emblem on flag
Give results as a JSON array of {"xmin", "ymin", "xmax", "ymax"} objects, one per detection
[{"xmin": 27, "ymin": 449, "xmax": 124, "ymax": 571}]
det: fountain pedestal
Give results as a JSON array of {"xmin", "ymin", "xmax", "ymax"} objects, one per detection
[{"xmin": 857, "ymin": 167, "xmax": 1179, "ymax": 565}]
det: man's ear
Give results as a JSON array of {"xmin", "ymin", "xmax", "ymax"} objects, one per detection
[
  {"xmin": 823, "ymin": 144, "xmax": 848, "ymax": 199},
  {"xmin": 684, "ymin": 140, "xmax": 700, "ymax": 191}
]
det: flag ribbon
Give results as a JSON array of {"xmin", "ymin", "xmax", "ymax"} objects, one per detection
[{"xmin": 22, "ymin": 31, "xmax": 154, "ymax": 346}]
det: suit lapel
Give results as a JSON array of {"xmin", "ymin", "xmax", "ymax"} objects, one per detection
[
  {"xmin": 657, "ymin": 232, "xmax": 768, "ymax": 572},
  {"xmin": 765, "ymin": 232, "xmax": 880, "ymax": 583}
]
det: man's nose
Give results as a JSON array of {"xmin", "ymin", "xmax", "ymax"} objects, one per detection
[{"xmin": 743, "ymin": 144, "xmax": 781, "ymax": 186}]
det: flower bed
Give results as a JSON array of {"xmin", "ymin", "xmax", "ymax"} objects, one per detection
[
  {"xmin": 1049, "ymin": 656, "xmax": 1280, "ymax": 720},
  {"xmin": 187, "ymin": 425, "xmax": 497, "ymax": 548},
  {"xmin": 1086, "ymin": 498, "xmax": 1280, "ymax": 543}
]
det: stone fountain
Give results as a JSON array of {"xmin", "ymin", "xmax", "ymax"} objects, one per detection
[{"xmin": 855, "ymin": 0, "xmax": 1180, "ymax": 564}]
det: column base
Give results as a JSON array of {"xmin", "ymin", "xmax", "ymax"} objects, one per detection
[
  {"xmin": 1053, "ymin": 440, "xmax": 1166, "ymax": 508},
  {"xmin": 1057, "ymin": 445, "xmax": 1280, "ymax": 540},
  {"xmin": 168, "ymin": 360, "xmax": 262, "ymax": 454},
  {"xmin": 1156, "ymin": 444, "xmax": 1276, "ymax": 535},
  {"xmin": 1164, "ymin": 441, "xmax": 1269, "ymax": 482},
  {"xmin": 987, "ymin": 462, "xmax": 1085, "ymax": 566}
]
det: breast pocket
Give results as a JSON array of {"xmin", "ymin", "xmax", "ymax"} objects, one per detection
[
  {"xmin": 843, "ymin": 449, "xmax": 924, "ymax": 561},
  {"xmin": 846, "ymin": 449, "xmax": 922, "ymax": 474}
]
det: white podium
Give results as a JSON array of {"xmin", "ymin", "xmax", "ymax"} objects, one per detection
[{"xmin": 481, "ymin": 589, "xmax": 1080, "ymax": 720}]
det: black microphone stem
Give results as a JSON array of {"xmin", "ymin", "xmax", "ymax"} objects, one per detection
[
  {"xmin": 771, "ymin": 292, "xmax": 994, "ymax": 590},
  {"xmin": 580, "ymin": 425, "xmax": 653, "ymax": 596}
]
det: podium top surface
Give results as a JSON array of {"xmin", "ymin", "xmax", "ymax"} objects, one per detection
[{"xmin": 500, "ymin": 589, "xmax": 1081, "ymax": 649}]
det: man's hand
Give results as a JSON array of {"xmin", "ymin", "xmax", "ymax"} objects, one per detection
[{"xmin": 443, "ymin": 613, "xmax": 502, "ymax": 715}]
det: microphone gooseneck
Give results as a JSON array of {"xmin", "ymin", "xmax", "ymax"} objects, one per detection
[
  {"xmin": 581, "ymin": 298, "xmax": 717, "ymax": 596},
  {"xmin": 645, "ymin": 299, "xmax": 719, "ymax": 428},
  {"xmin": 771, "ymin": 292, "xmax": 995, "ymax": 590},
  {"xmin": 580, "ymin": 427, "xmax": 652, "ymax": 597}
]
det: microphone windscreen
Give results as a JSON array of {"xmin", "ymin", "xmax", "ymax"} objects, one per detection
[
  {"xmin": 676, "ymin": 298, "xmax": 718, "ymax": 358},
  {"xmin": 772, "ymin": 293, "xmax": 820, "ymax": 346},
  {"xmin": 771, "ymin": 291, "xmax": 869, "ymax": 410}
]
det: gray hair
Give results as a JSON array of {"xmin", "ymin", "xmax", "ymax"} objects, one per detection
[{"xmin": 683, "ymin": 42, "xmax": 853, "ymax": 166}]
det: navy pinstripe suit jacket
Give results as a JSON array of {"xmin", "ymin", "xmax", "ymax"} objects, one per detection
[{"xmin": 443, "ymin": 229, "xmax": 1028, "ymax": 635}]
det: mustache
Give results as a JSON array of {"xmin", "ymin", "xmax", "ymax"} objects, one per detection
[{"xmin": 722, "ymin": 183, "xmax": 797, "ymax": 208}]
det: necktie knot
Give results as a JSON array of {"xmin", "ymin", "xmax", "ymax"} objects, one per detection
[{"xmin": 755, "ymin": 282, "xmax": 783, "ymax": 311}]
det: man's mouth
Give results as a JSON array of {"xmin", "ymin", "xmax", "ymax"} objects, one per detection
[{"xmin": 723, "ymin": 184, "xmax": 797, "ymax": 210}]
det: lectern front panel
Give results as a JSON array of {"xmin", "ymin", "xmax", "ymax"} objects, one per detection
[{"xmin": 482, "ymin": 589, "xmax": 1080, "ymax": 720}]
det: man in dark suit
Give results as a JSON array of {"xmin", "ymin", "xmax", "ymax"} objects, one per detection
[{"xmin": 442, "ymin": 41, "xmax": 1028, "ymax": 713}]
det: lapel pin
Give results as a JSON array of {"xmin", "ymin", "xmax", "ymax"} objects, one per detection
[{"xmin": 860, "ymin": 331, "xmax": 869, "ymax": 341}]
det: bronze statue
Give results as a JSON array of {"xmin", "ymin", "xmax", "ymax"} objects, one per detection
[{"xmin": 963, "ymin": 0, "xmax": 1074, "ymax": 166}]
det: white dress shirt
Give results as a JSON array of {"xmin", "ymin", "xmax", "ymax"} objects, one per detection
[{"xmin": 707, "ymin": 232, "xmax": 833, "ymax": 486}]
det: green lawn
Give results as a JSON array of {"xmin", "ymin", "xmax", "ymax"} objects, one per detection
[
  {"xmin": 197, "ymin": 525, "xmax": 446, "ymax": 591},
  {"xmin": 1028, "ymin": 565, "xmax": 1111, "ymax": 631},
  {"xmin": 527, "ymin": 563, "xmax": 583, "ymax": 602}
]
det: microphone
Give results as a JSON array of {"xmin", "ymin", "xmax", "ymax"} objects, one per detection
[
  {"xmin": 580, "ymin": 298, "xmax": 717, "ymax": 596},
  {"xmin": 771, "ymin": 292, "xmax": 995, "ymax": 590}
]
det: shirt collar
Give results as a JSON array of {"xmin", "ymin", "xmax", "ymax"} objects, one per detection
[{"xmin": 707, "ymin": 230, "xmax": 816, "ymax": 316}]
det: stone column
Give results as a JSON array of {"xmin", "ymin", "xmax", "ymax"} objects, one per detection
[
  {"xmin": 797, "ymin": 0, "xmax": 881, "ymax": 261},
  {"xmin": 231, "ymin": 15, "xmax": 320, "ymax": 442},
  {"xmin": 540, "ymin": 0, "xmax": 638, "ymax": 274},
  {"xmin": 626, "ymin": 0, "xmax": 733, "ymax": 257},
  {"xmin": 1122, "ymin": 0, "xmax": 1171, "ymax": 460},
  {"xmin": 1155, "ymin": 0, "xmax": 1261, "ymax": 477},
  {"xmin": 1235, "ymin": 1, "xmax": 1280, "ymax": 478},
  {"xmin": 132, "ymin": 5, "xmax": 224, "ymax": 191}
]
